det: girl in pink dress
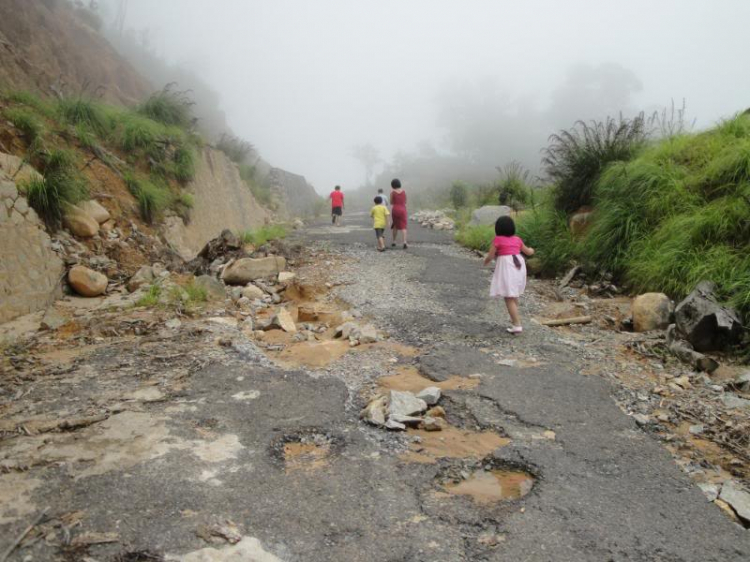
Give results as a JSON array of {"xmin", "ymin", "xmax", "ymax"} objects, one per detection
[{"xmin": 483, "ymin": 216, "xmax": 535, "ymax": 334}]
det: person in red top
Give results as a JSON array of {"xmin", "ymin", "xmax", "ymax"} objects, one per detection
[
  {"xmin": 389, "ymin": 178, "xmax": 408, "ymax": 248},
  {"xmin": 329, "ymin": 185, "xmax": 344, "ymax": 226}
]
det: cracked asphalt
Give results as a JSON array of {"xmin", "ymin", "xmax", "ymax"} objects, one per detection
[{"xmin": 2, "ymin": 210, "xmax": 749, "ymax": 561}]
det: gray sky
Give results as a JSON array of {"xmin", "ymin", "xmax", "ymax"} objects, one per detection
[{"xmin": 111, "ymin": 0, "xmax": 750, "ymax": 192}]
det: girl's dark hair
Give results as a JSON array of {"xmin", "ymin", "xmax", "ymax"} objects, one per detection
[
  {"xmin": 495, "ymin": 215, "xmax": 516, "ymax": 236},
  {"xmin": 391, "ymin": 178, "xmax": 401, "ymax": 189},
  {"xmin": 374, "ymin": 196, "xmax": 383, "ymax": 204},
  {"xmin": 335, "ymin": 185, "xmax": 341, "ymax": 190}
]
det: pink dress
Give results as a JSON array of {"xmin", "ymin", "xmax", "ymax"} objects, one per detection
[{"xmin": 490, "ymin": 235, "xmax": 526, "ymax": 298}]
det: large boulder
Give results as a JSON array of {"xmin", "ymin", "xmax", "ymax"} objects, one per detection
[
  {"xmin": 222, "ymin": 256, "xmax": 287, "ymax": 285},
  {"xmin": 77, "ymin": 200, "xmax": 110, "ymax": 224},
  {"xmin": 675, "ymin": 281, "xmax": 742, "ymax": 351},
  {"xmin": 631, "ymin": 293, "xmax": 672, "ymax": 332},
  {"xmin": 63, "ymin": 205, "xmax": 99, "ymax": 238},
  {"xmin": 469, "ymin": 205, "xmax": 511, "ymax": 226},
  {"xmin": 68, "ymin": 265, "xmax": 108, "ymax": 297}
]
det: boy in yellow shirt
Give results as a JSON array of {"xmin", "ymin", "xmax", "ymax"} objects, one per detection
[{"xmin": 370, "ymin": 196, "xmax": 390, "ymax": 252}]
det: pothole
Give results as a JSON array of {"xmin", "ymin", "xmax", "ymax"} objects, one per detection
[
  {"xmin": 269, "ymin": 429, "xmax": 343, "ymax": 473},
  {"xmin": 435, "ymin": 460, "xmax": 537, "ymax": 504}
]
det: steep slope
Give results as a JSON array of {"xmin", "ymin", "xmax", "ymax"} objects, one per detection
[{"xmin": 0, "ymin": 0, "xmax": 151, "ymax": 104}]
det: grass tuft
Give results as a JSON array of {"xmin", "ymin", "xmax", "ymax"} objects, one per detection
[
  {"xmin": 239, "ymin": 225, "xmax": 287, "ymax": 246},
  {"xmin": 58, "ymin": 97, "xmax": 113, "ymax": 137},
  {"xmin": 3, "ymin": 108, "xmax": 44, "ymax": 143},
  {"xmin": 124, "ymin": 174, "xmax": 170, "ymax": 224},
  {"xmin": 138, "ymin": 86, "xmax": 195, "ymax": 128}
]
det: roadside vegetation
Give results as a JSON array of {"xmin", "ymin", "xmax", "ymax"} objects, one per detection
[
  {"xmin": 136, "ymin": 279, "xmax": 208, "ymax": 314},
  {"xmin": 451, "ymin": 110, "xmax": 750, "ymax": 319},
  {"xmin": 1, "ymin": 87, "xmax": 201, "ymax": 227}
]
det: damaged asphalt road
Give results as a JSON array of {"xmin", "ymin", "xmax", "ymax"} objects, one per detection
[{"xmin": 1, "ymin": 212, "xmax": 749, "ymax": 561}]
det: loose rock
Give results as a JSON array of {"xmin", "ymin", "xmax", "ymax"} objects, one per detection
[
  {"xmin": 271, "ymin": 308, "xmax": 297, "ymax": 333},
  {"xmin": 68, "ymin": 265, "xmax": 108, "ymax": 297},
  {"xmin": 222, "ymin": 256, "xmax": 287, "ymax": 285},
  {"xmin": 674, "ymin": 281, "xmax": 742, "ymax": 351},
  {"xmin": 360, "ymin": 395, "xmax": 387, "ymax": 426},
  {"xmin": 416, "ymin": 386, "xmax": 441, "ymax": 406},
  {"xmin": 631, "ymin": 293, "xmax": 672, "ymax": 332},
  {"xmin": 127, "ymin": 265, "xmax": 155, "ymax": 293},
  {"xmin": 387, "ymin": 390, "xmax": 427, "ymax": 417},
  {"xmin": 719, "ymin": 481, "xmax": 750, "ymax": 524},
  {"xmin": 77, "ymin": 200, "xmax": 110, "ymax": 224},
  {"xmin": 194, "ymin": 275, "xmax": 227, "ymax": 300},
  {"xmin": 63, "ymin": 205, "xmax": 99, "ymax": 238},
  {"xmin": 421, "ymin": 416, "xmax": 446, "ymax": 431}
]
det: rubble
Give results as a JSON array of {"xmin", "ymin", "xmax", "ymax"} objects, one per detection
[
  {"xmin": 412, "ymin": 209, "xmax": 455, "ymax": 230},
  {"xmin": 127, "ymin": 265, "xmax": 155, "ymax": 292},
  {"xmin": 195, "ymin": 275, "xmax": 227, "ymax": 300},
  {"xmin": 77, "ymin": 200, "xmax": 111, "ymax": 224},
  {"xmin": 387, "ymin": 390, "xmax": 427, "ymax": 418},
  {"xmin": 62, "ymin": 204, "xmax": 99, "ymax": 237},
  {"xmin": 271, "ymin": 308, "xmax": 297, "ymax": 333},
  {"xmin": 719, "ymin": 481, "xmax": 750, "ymax": 524},
  {"xmin": 416, "ymin": 386, "xmax": 441, "ymax": 406}
]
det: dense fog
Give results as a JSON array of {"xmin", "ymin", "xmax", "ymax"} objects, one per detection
[{"xmin": 98, "ymin": 0, "xmax": 750, "ymax": 194}]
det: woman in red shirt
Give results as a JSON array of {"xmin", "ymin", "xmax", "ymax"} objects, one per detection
[{"xmin": 389, "ymin": 178, "xmax": 408, "ymax": 248}]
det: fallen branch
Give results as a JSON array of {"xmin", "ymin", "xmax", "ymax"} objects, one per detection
[
  {"xmin": 541, "ymin": 315, "xmax": 593, "ymax": 327},
  {"xmin": 1, "ymin": 507, "xmax": 49, "ymax": 562},
  {"xmin": 558, "ymin": 265, "xmax": 581, "ymax": 289}
]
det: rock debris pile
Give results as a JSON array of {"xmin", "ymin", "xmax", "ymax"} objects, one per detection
[
  {"xmin": 412, "ymin": 210, "xmax": 455, "ymax": 231},
  {"xmin": 361, "ymin": 387, "xmax": 446, "ymax": 431}
]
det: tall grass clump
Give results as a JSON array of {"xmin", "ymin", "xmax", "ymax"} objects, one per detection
[
  {"xmin": 57, "ymin": 97, "xmax": 113, "ymax": 137},
  {"xmin": 171, "ymin": 145, "xmax": 196, "ymax": 183},
  {"xmin": 119, "ymin": 113, "xmax": 162, "ymax": 153},
  {"xmin": 138, "ymin": 85, "xmax": 195, "ymax": 128},
  {"xmin": 517, "ymin": 204, "xmax": 578, "ymax": 276},
  {"xmin": 22, "ymin": 149, "xmax": 89, "ymax": 230},
  {"xmin": 3, "ymin": 108, "xmax": 44, "ymax": 143},
  {"xmin": 124, "ymin": 174, "xmax": 170, "ymax": 224},
  {"xmin": 543, "ymin": 114, "xmax": 648, "ymax": 214},
  {"xmin": 496, "ymin": 161, "xmax": 533, "ymax": 209}
]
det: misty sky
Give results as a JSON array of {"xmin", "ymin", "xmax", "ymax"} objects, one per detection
[{"xmin": 109, "ymin": 0, "xmax": 750, "ymax": 192}]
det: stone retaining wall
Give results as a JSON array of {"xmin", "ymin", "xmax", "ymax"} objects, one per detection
[{"xmin": 0, "ymin": 172, "xmax": 64, "ymax": 323}]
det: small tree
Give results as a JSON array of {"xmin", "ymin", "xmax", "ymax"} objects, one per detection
[
  {"xmin": 351, "ymin": 143, "xmax": 382, "ymax": 187},
  {"xmin": 449, "ymin": 181, "xmax": 469, "ymax": 209}
]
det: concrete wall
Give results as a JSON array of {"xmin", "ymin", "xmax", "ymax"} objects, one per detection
[
  {"xmin": 162, "ymin": 147, "xmax": 271, "ymax": 259},
  {"xmin": 0, "ymin": 165, "xmax": 63, "ymax": 324}
]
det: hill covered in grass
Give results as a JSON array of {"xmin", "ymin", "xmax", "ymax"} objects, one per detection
[{"xmin": 517, "ymin": 112, "xmax": 750, "ymax": 318}]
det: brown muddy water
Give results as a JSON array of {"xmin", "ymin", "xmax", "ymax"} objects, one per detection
[{"xmin": 443, "ymin": 469, "xmax": 535, "ymax": 504}]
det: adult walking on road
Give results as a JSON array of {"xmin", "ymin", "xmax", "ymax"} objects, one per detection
[
  {"xmin": 329, "ymin": 185, "xmax": 344, "ymax": 226},
  {"xmin": 389, "ymin": 178, "xmax": 408, "ymax": 248}
]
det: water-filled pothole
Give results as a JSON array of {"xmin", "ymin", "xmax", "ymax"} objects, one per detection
[
  {"xmin": 444, "ymin": 469, "xmax": 534, "ymax": 504},
  {"xmin": 435, "ymin": 460, "xmax": 537, "ymax": 505},
  {"xmin": 269, "ymin": 429, "xmax": 343, "ymax": 473}
]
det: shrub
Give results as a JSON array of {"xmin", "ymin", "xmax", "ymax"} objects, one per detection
[
  {"xmin": 4, "ymin": 108, "xmax": 43, "ymax": 142},
  {"xmin": 138, "ymin": 85, "xmax": 195, "ymax": 129},
  {"xmin": 543, "ymin": 114, "xmax": 648, "ymax": 214},
  {"xmin": 449, "ymin": 181, "xmax": 469, "ymax": 209},
  {"xmin": 239, "ymin": 164, "xmax": 273, "ymax": 206},
  {"xmin": 136, "ymin": 284, "xmax": 162, "ymax": 307},
  {"xmin": 75, "ymin": 123, "xmax": 96, "ymax": 150},
  {"xmin": 216, "ymin": 133, "xmax": 254, "ymax": 163},
  {"xmin": 58, "ymin": 97, "xmax": 113, "ymax": 137},
  {"xmin": 24, "ymin": 177, "xmax": 63, "ymax": 230}
]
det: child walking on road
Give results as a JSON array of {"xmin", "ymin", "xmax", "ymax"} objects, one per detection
[
  {"xmin": 483, "ymin": 216, "xmax": 535, "ymax": 334},
  {"xmin": 370, "ymin": 196, "xmax": 390, "ymax": 252}
]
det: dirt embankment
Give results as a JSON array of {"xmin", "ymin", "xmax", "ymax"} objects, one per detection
[{"xmin": 0, "ymin": 0, "xmax": 151, "ymax": 104}]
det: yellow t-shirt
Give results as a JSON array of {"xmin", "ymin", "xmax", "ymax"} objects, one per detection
[{"xmin": 370, "ymin": 205, "xmax": 390, "ymax": 229}]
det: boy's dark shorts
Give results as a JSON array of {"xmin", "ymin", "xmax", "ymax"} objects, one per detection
[
  {"xmin": 332, "ymin": 206, "xmax": 343, "ymax": 216},
  {"xmin": 374, "ymin": 228, "xmax": 385, "ymax": 238}
]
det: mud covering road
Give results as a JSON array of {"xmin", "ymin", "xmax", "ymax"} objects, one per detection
[{"xmin": 1, "ymin": 211, "xmax": 749, "ymax": 561}]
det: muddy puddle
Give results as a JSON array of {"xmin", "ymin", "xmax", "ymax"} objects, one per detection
[
  {"xmin": 403, "ymin": 426, "xmax": 510, "ymax": 464},
  {"xmin": 283, "ymin": 442, "xmax": 332, "ymax": 473},
  {"xmin": 442, "ymin": 469, "xmax": 535, "ymax": 504},
  {"xmin": 271, "ymin": 340, "xmax": 351, "ymax": 369},
  {"xmin": 378, "ymin": 366, "xmax": 480, "ymax": 393}
]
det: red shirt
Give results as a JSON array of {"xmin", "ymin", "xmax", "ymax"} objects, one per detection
[
  {"xmin": 493, "ymin": 235, "xmax": 523, "ymax": 256},
  {"xmin": 330, "ymin": 191, "xmax": 344, "ymax": 207}
]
